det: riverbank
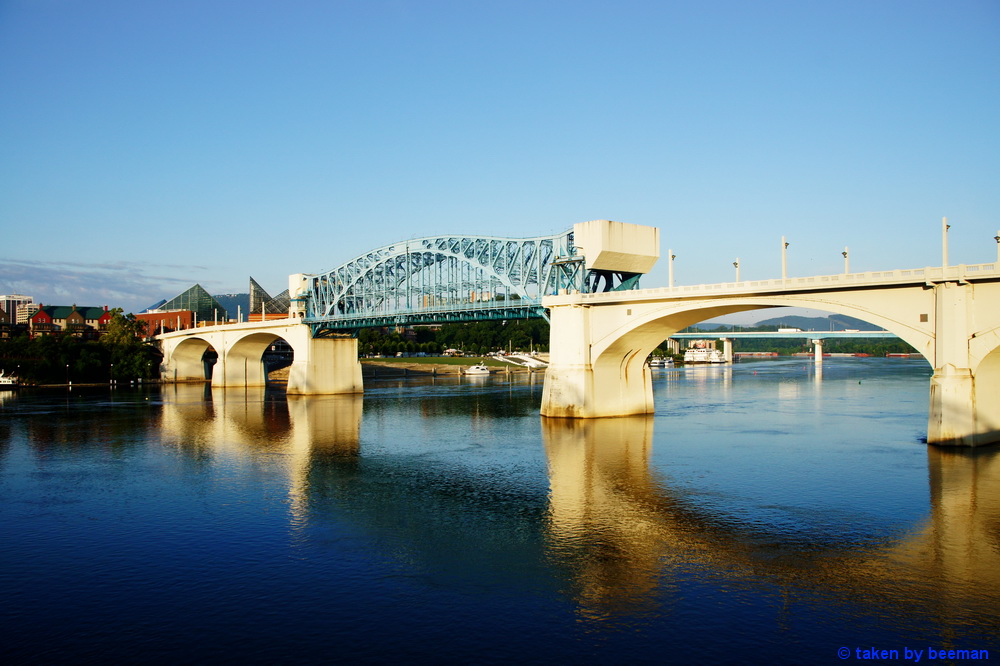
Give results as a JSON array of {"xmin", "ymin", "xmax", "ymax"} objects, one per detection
[{"xmin": 361, "ymin": 357, "xmax": 544, "ymax": 377}]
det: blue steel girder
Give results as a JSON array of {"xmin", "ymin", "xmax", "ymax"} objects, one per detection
[{"xmin": 304, "ymin": 230, "xmax": 576, "ymax": 326}]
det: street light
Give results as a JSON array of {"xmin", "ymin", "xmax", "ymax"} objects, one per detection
[
  {"xmin": 668, "ymin": 249, "xmax": 676, "ymax": 288},
  {"xmin": 733, "ymin": 258, "xmax": 740, "ymax": 282},
  {"xmin": 842, "ymin": 247, "xmax": 849, "ymax": 274},
  {"xmin": 994, "ymin": 231, "xmax": 999, "ymax": 263},
  {"xmin": 942, "ymin": 217, "xmax": 950, "ymax": 268},
  {"xmin": 781, "ymin": 237, "xmax": 790, "ymax": 280}
]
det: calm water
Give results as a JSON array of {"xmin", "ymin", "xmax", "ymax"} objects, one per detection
[{"xmin": 1, "ymin": 358, "xmax": 998, "ymax": 664}]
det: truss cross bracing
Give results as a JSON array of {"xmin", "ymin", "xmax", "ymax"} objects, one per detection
[{"xmin": 303, "ymin": 230, "xmax": 583, "ymax": 335}]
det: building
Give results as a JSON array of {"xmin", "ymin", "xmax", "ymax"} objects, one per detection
[
  {"xmin": 134, "ymin": 310, "xmax": 195, "ymax": 336},
  {"xmin": 151, "ymin": 284, "xmax": 229, "ymax": 324},
  {"xmin": 248, "ymin": 276, "xmax": 290, "ymax": 322},
  {"xmin": 29, "ymin": 305, "xmax": 113, "ymax": 337},
  {"xmin": 16, "ymin": 302, "xmax": 40, "ymax": 324},
  {"xmin": 0, "ymin": 294, "xmax": 33, "ymax": 324}
]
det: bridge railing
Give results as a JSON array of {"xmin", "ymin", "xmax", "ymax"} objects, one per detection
[
  {"xmin": 556, "ymin": 262, "xmax": 1000, "ymax": 302},
  {"xmin": 308, "ymin": 299, "xmax": 542, "ymax": 334}
]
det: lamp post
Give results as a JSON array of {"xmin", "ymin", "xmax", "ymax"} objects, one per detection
[
  {"xmin": 110, "ymin": 363, "xmax": 114, "ymax": 386},
  {"xmin": 66, "ymin": 364, "xmax": 70, "ymax": 387},
  {"xmin": 733, "ymin": 258, "xmax": 740, "ymax": 282},
  {"xmin": 668, "ymin": 249, "xmax": 676, "ymax": 288},
  {"xmin": 842, "ymin": 247, "xmax": 849, "ymax": 274},
  {"xmin": 994, "ymin": 231, "xmax": 999, "ymax": 263},
  {"xmin": 781, "ymin": 236, "xmax": 789, "ymax": 280},
  {"xmin": 942, "ymin": 217, "xmax": 950, "ymax": 269}
]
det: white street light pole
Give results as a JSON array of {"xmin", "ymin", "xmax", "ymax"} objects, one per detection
[
  {"xmin": 733, "ymin": 258, "xmax": 740, "ymax": 282},
  {"xmin": 942, "ymin": 217, "xmax": 950, "ymax": 269},
  {"xmin": 668, "ymin": 249, "xmax": 676, "ymax": 288},
  {"xmin": 781, "ymin": 236, "xmax": 789, "ymax": 280},
  {"xmin": 842, "ymin": 246, "xmax": 849, "ymax": 274}
]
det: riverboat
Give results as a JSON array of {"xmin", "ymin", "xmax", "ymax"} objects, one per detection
[
  {"xmin": 0, "ymin": 370, "xmax": 19, "ymax": 388},
  {"xmin": 683, "ymin": 348, "xmax": 726, "ymax": 364},
  {"xmin": 464, "ymin": 364, "xmax": 490, "ymax": 375}
]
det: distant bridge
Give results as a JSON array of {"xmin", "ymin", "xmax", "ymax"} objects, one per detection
[{"xmin": 670, "ymin": 330, "xmax": 897, "ymax": 340}]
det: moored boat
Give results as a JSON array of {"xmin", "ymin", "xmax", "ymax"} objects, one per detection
[
  {"xmin": 683, "ymin": 348, "xmax": 726, "ymax": 364},
  {"xmin": 0, "ymin": 370, "xmax": 19, "ymax": 388},
  {"xmin": 464, "ymin": 364, "xmax": 490, "ymax": 375}
]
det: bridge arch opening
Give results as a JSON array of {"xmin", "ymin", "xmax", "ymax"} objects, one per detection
[
  {"xmin": 973, "ymin": 347, "xmax": 1000, "ymax": 437},
  {"xmin": 169, "ymin": 337, "xmax": 219, "ymax": 382},
  {"xmin": 594, "ymin": 300, "xmax": 932, "ymax": 386},
  {"xmin": 224, "ymin": 332, "xmax": 296, "ymax": 388}
]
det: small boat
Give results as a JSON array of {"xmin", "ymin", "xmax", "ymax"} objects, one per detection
[
  {"xmin": 683, "ymin": 348, "xmax": 727, "ymax": 364},
  {"xmin": 464, "ymin": 364, "xmax": 490, "ymax": 375},
  {"xmin": 648, "ymin": 357, "xmax": 674, "ymax": 368},
  {"xmin": 0, "ymin": 370, "xmax": 19, "ymax": 388}
]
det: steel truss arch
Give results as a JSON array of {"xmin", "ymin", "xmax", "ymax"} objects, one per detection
[{"xmin": 303, "ymin": 230, "xmax": 577, "ymax": 331}]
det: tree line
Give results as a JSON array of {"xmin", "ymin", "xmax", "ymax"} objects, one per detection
[
  {"xmin": 0, "ymin": 310, "xmax": 161, "ymax": 384},
  {"xmin": 358, "ymin": 318, "xmax": 549, "ymax": 357}
]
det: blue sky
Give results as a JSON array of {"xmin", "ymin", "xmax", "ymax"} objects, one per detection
[{"xmin": 2, "ymin": 0, "xmax": 998, "ymax": 320}]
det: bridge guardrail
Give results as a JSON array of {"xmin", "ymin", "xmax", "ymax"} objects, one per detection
[{"xmin": 550, "ymin": 262, "xmax": 1000, "ymax": 303}]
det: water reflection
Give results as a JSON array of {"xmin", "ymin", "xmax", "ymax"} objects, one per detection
[
  {"xmin": 542, "ymin": 416, "xmax": 661, "ymax": 619},
  {"xmin": 158, "ymin": 384, "xmax": 363, "ymax": 520},
  {"xmin": 152, "ymin": 385, "xmax": 1000, "ymax": 627},
  {"xmin": 540, "ymin": 414, "xmax": 1000, "ymax": 624}
]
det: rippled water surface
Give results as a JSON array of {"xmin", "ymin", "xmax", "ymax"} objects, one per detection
[{"xmin": 1, "ymin": 358, "xmax": 998, "ymax": 663}]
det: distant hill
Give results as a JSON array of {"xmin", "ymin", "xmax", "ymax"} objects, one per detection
[
  {"xmin": 751, "ymin": 314, "xmax": 880, "ymax": 331},
  {"xmin": 213, "ymin": 293, "xmax": 250, "ymax": 317}
]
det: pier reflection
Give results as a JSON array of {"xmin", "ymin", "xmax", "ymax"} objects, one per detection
[
  {"xmin": 540, "ymin": 415, "xmax": 1000, "ymax": 623},
  {"xmin": 156, "ymin": 386, "xmax": 1000, "ymax": 627},
  {"xmin": 158, "ymin": 384, "xmax": 362, "ymax": 518}
]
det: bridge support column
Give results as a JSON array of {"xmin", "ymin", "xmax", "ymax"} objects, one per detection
[
  {"xmin": 927, "ymin": 281, "xmax": 998, "ymax": 447},
  {"xmin": 722, "ymin": 338, "xmax": 733, "ymax": 363},
  {"xmin": 812, "ymin": 339, "xmax": 823, "ymax": 365},
  {"xmin": 541, "ymin": 304, "xmax": 653, "ymax": 418},
  {"xmin": 286, "ymin": 335, "xmax": 363, "ymax": 395},
  {"xmin": 928, "ymin": 366, "xmax": 981, "ymax": 446}
]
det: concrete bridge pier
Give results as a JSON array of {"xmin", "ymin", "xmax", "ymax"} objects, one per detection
[
  {"xmin": 927, "ymin": 282, "xmax": 999, "ymax": 447},
  {"xmin": 286, "ymin": 335, "xmax": 363, "ymax": 395},
  {"xmin": 812, "ymin": 339, "xmax": 823, "ymax": 365},
  {"xmin": 541, "ymin": 304, "xmax": 655, "ymax": 418}
]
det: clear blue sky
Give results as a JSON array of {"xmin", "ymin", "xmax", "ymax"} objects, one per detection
[{"xmin": 2, "ymin": 0, "xmax": 998, "ymax": 319}]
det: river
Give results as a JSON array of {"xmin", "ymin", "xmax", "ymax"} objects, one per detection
[{"xmin": 1, "ymin": 358, "xmax": 997, "ymax": 663}]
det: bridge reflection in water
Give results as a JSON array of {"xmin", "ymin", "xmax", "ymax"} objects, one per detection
[{"xmin": 155, "ymin": 386, "xmax": 1000, "ymax": 629}]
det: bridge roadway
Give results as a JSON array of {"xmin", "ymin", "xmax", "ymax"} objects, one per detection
[{"xmin": 156, "ymin": 221, "xmax": 1000, "ymax": 447}]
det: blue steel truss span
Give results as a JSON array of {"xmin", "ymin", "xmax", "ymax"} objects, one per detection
[{"xmin": 304, "ymin": 230, "xmax": 580, "ymax": 335}]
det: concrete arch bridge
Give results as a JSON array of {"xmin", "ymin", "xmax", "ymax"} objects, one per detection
[{"xmin": 541, "ymin": 260, "xmax": 1000, "ymax": 447}]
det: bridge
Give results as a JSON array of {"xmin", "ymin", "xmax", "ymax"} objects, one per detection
[
  {"xmin": 157, "ymin": 219, "xmax": 1000, "ymax": 447},
  {"xmin": 669, "ymin": 329, "xmax": 899, "ymax": 363}
]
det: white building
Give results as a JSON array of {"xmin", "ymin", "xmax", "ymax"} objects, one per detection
[{"xmin": 0, "ymin": 294, "xmax": 33, "ymax": 324}]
